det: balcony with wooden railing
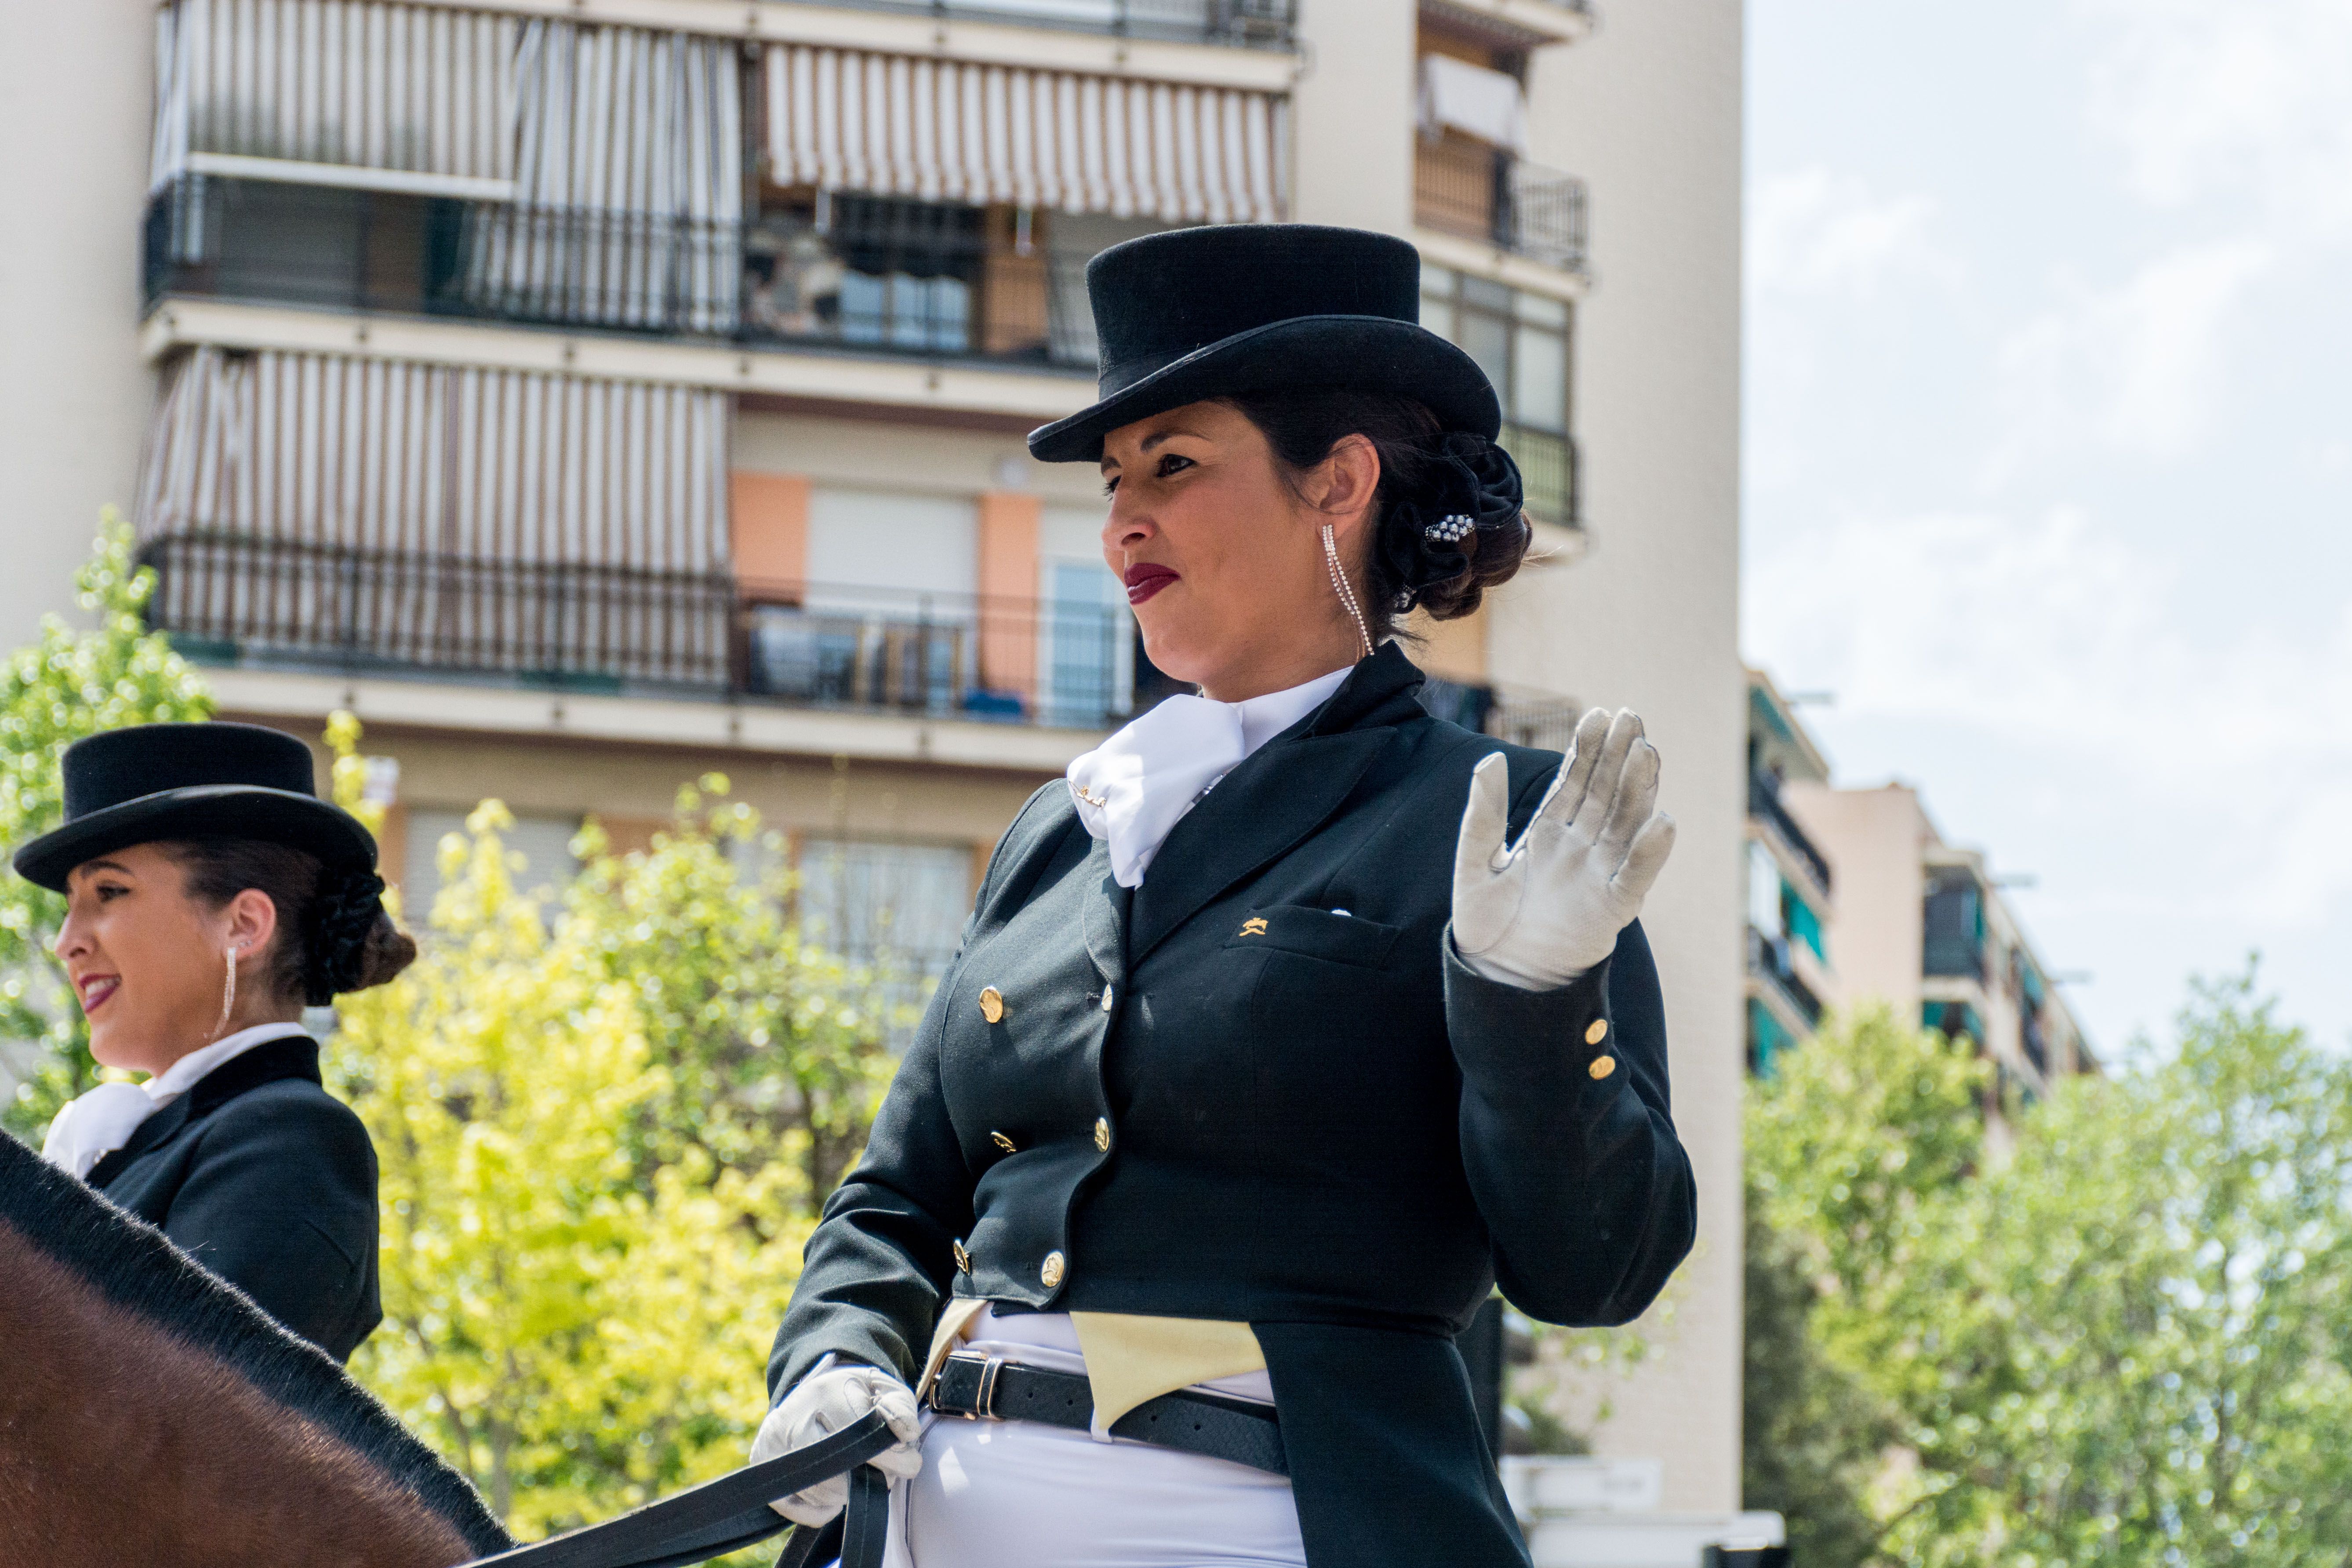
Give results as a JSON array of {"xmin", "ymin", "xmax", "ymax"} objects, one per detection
[{"xmin": 1414, "ymin": 134, "xmax": 1590, "ymax": 275}]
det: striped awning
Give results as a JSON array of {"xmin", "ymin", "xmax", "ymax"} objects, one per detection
[
  {"xmin": 763, "ymin": 45, "xmax": 1289, "ymax": 224},
  {"xmin": 150, "ymin": 0, "xmax": 518, "ymax": 196},
  {"xmin": 150, "ymin": 2, "xmax": 744, "ymax": 224},
  {"xmin": 139, "ymin": 347, "xmax": 730, "ymax": 573}
]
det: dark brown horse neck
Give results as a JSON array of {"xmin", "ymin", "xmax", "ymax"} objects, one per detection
[{"xmin": 0, "ymin": 1131, "xmax": 511, "ymax": 1568}]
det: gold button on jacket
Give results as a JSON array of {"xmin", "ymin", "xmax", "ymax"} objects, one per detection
[
  {"xmin": 1588, "ymin": 1055, "xmax": 1617, "ymax": 1081},
  {"xmin": 1094, "ymin": 1117, "xmax": 1112, "ymax": 1152},
  {"xmin": 978, "ymin": 986, "xmax": 1005, "ymax": 1024},
  {"xmin": 1041, "ymin": 1250, "xmax": 1066, "ymax": 1288},
  {"xmin": 1585, "ymin": 1018, "xmax": 1609, "ymax": 1046}
]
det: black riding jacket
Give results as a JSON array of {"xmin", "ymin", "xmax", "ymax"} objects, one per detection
[{"xmin": 769, "ymin": 644, "xmax": 1696, "ymax": 1566}]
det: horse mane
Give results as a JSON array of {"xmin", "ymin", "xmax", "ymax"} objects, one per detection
[{"xmin": 0, "ymin": 1130, "xmax": 511, "ymax": 1559}]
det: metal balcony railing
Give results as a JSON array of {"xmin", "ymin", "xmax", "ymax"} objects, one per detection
[
  {"xmin": 1748, "ymin": 925, "xmax": 1825, "ymax": 1029},
  {"xmin": 1419, "ymin": 678, "xmax": 1584, "ymax": 753},
  {"xmin": 1504, "ymin": 423, "xmax": 1581, "ymax": 529},
  {"xmin": 136, "ymin": 533, "xmax": 1136, "ymax": 731},
  {"xmin": 144, "ymin": 177, "xmax": 1103, "ymax": 371},
  {"xmin": 1414, "ymin": 138, "xmax": 1591, "ymax": 274},
  {"xmin": 1747, "ymin": 772, "xmax": 1833, "ymax": 895},
  {"xmin": 1923, "ymin": 878, "xmax": 1986, "ymax": 981},
  {"xmin": 800, "ymin": 0, "xmax": 1294, "ymax": 46}
]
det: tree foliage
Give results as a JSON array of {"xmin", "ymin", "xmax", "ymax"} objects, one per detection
[
  {"xmin": 1, "ymin": 516, "xmax": 213, "ymax": 1140},
  {"xmin": 1748, "ymin": 981, "xmax": 2352, "ymax": 1567},
  {"xmin": 326, "ymin": 724, "xmax": 901, "ymax": 1541}
]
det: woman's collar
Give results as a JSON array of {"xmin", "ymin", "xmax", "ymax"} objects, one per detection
[{"xmin": 147, "ymin": 1021, "xmax": 314, "ymax": 1105}]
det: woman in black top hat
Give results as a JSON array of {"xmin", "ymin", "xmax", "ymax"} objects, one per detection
[
  {"xmin": 23, "ymin": 721, "xmax": 414, "ymax": 1363},
  {"xmin": 755, "ymin": 226, "xmax": 1696, "ymax": 1568}
]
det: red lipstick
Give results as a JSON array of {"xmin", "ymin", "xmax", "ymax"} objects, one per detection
[{"xmin": 1123, "ymin": 563, "xmax": 1179, "ymax": 605}]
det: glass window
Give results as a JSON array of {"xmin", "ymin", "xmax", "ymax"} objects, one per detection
[
  {"xmin": 1461, "ymin": 274, "xmax": 1513, "ymax": 313},
  {"xmin": 1420, "ymin": 266, "xmax": 1576, "ymax": 519},
  {"xmin": 1458, "ymin": 309, "xmax": 1511, "ymax": 399},
  {"xmin": 1040, "ymin": 559, "xmax": 1132, "ymax": 728},
  {"xmin": 403, "ymin": 808, "xmax": 581, "ymax": 914},
  {"xmin": 1747, "ymin": 840, "xmax": 1784, "ymax": 939},
  {"xmin": 797, "ymin": 836, "xmax": 975, "ymax": 1040},
  {"xmin": 1515, "ymin": 290, "xmax": 1567, "ymax": 328},
  {"xmin": 1512, "ymin": 323, "xmax": 1567, "ymax": 433}
]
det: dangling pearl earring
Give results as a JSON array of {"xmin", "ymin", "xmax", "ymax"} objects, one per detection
[
  {"xmin": 217, "ymin": 945, "xmax": 239, "ymax": 1037},
  {"xmin": 1322, "ymin": 524, "xmax": 1374, "ymax": 662}
]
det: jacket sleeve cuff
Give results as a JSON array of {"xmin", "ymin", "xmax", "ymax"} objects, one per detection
[{"xmin": 1442, "ymin": 926, "xmax": 1623, "ymax": 1095}]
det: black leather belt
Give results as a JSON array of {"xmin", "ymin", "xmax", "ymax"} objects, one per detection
[{"xmin": 928, "ymin": 1350, "xmax": 1289, "ymax": 1478}]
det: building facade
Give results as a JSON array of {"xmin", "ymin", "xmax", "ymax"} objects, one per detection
[
  {"xmin": 1744, "ymin": 669, "xmax": 2096, "ymax": 1109},
  {"xmin": 0, "ymin": 0, "xmax": 1750, "ymax": 1533}
]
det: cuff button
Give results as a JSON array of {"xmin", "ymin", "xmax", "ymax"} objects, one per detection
[
  {"xmin": 953, "ymin": 1240, "xmax": 971, "ymax": 1273},
  {"xmin": 1585, "ymin": 1018, "xmax": 1610, "ymax": 1046},
  {"xmin": 1589, "ymin": 1054, "xmax": 1617, "ymax": 1081},
  {"xmin": 1041, "ymin": 1251, "xmax": 1066, "ymax": 1288}
]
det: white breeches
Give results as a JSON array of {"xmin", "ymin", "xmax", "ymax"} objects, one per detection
[{"xmin": 880, "ymin": 1312, "xmax": 1307, "ymax": 1568}]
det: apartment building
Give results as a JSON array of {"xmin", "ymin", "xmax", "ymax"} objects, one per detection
[
  {"xmin": 0, "ymin": 0, "xmax": 1751, "ymax": 1541},
  {"xmin": 1745, "ymin": 670, "xmax": 2096, "ymax": 1103}
]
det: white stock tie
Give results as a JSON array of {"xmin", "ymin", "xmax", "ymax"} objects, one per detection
[{"xmin": 1066, "ymin": 667, "xmax": 1353, "ymax": 889}]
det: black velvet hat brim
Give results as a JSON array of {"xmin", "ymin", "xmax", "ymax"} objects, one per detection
[
  {"xmin": 1028, "ymin": 315, "xmax": 1503, "ymax": 464},
  {"xmin": 13, "ymin": 785, "xmax": 378, "ymax": 891}
]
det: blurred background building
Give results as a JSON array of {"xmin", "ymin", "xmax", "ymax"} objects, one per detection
[
  {"xmin": 1745, "ymin": 669, "xmax": 2096, "ymax": 1116},
  {"xmin": 0, "ymin": 0, "xmax": 1759, "ymax": 1557}
]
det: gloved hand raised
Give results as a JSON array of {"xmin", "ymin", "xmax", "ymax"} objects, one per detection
[
  {"xmin": 753, "ymin": 1361, "xmax": 925, "ymax": 1526},
  {"xmin": 1451, "ymin": 707, "xmax": 1676, "ymax": 991}
]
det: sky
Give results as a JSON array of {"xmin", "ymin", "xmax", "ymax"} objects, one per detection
[{"xmin": 1743, "ymin": 0, "xmax": 2352, "ymax": 1058}]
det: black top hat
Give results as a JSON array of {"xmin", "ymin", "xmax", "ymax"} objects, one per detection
[
  {"xmin": 1027, "ymin": 225, "xmax": 1501, "ymax": 464},
  {"xmin": 13, "ymin": 722, "xmax": 377, "ymax": 891}
]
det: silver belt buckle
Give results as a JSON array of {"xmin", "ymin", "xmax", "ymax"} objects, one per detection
[{"xmin": 937, "ymin": 1350, "xmax": 1007, "ymax": 1420}]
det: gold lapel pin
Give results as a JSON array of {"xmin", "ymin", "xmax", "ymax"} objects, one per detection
[{"xmin": 1239, "ymin": 917, "xmax": 1268, "ymax": 937}]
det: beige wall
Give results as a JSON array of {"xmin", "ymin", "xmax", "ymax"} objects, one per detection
[
  {"xmin": 1292, "ymin": 1, "xmax": 1418, "ymax": 232},
  {"xmin": 1784, "ymin": 783, "xmax": 1933, "ymax": 1019},
  {"xmin": 1485, "ymin": 0, "xmax": 1750, "ymax": 1513},
  {"xmin": 239, "ymin": 715, "xmax": 1055, "ymax": 902},
  {"xmin": 0, "ymin": 0, "xmax": 156, "ymax": 645}
]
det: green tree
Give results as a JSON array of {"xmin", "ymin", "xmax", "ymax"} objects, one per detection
[
  {"xmin": 1749, "ymin": 981, "xmax": 2352, "ymax": 1568},
  {"xmin": 564, "ymin": 786, "xmax": 899, "ymax": 1207},
  {"xmin": 325, "ymin": 722, "xmax": 904, "ymax": 1541},
  {"xmin": 1, "ymin": 516, "xmax": 213, "ymax": 1140}
]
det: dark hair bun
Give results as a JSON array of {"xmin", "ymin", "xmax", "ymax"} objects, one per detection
[
  {"xmin": 1377, "ymin": 431, "xmax": 1528, "ymax": 621},
  {"xmin": 302, "ymin": 869, "xmax": 414, "ymax": 1003}
]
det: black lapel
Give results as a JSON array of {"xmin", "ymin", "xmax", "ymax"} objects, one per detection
[
  {"xmin": 1083, "ymin": 848, "xmax": 1132, "ymax": 989},
  {"xmin": 86, "ymin": 1095, "xmax": 195, "ymax": 1190},
  {"xmin": 86, "ymin": 1034, "xmax": 323, "ymax": 1191},
  {"xmin": 1125, "ymin": 645, "xmax": 1430, "ymax": 964}
]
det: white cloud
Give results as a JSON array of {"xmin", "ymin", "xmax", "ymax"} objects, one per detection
[
  {"xmin": 2077, "ymin": 0, "xmax": 2352, "ymax": 236},
  {"xmin": 1988, "ymin": 238, "xmax": 2272, "ymax": 468},
  {"xmin": 1749, "ymin": 167, "xmax": 1961, "ymax": 299},
  {"xmin": 1745, "ymin": 506, "xmax": 2352, "ymax": 927}
]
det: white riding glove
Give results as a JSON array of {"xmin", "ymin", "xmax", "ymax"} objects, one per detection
[
  {"xmin": 1451, "ymin": 707, "xmax": 1677, "ymax": 991},
  {"xmin": 753, "ymin": 1361, "xmax": 926, "ymax": 1526}
]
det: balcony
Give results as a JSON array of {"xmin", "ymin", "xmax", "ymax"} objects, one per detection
[
  {"xmin": 1923, "ymin": 875, "xmax": 1986, "ymax": 980},
  {"xmin": 143, "ymin": 177, "xmax": 1104, "ymax": 373},
  {"xmin": 1414, "ymin": 136, "xmax": 1590, "ymax": 273},
  {"xmin": 137, "ymin": 533, "xmax": 1135, "ymax": 732},
  {"xmin": 1420, "ymin": 678, "xmax": 1584, "ymax": 753},
  {"xmin": 808, "ymin": 0, "xmax": 1295, "ymax": 47},
  {"xmin": 1747, "ymin": 771, "xmax": 1832, "ymax": 895},
  {"xmin": 1747, "ymin": 925, "xmax": 1824, "ymax": 1030}
]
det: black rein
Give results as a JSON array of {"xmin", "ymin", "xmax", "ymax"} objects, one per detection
[{"xmin": 454, "ymin": 1409, "xmax": 896, "ymax": 1568}]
